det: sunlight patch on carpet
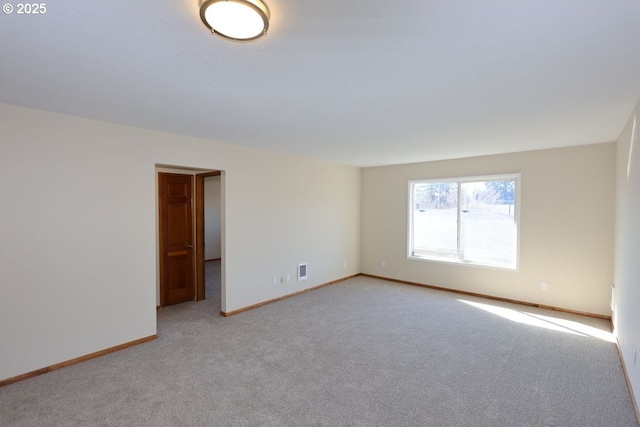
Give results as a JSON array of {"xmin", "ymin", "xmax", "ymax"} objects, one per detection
[{"xmin": 458, "ymin": 299, "xmax": 615, "ymax": 342}]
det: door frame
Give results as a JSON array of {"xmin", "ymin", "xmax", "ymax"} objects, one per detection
[
  {"xmin": 195, "ymin": 171, "xmax": 221, "ymax": 301},
  {"xmin": 156, "ymin": 167, "xmax": 222, "ymax": 308}
]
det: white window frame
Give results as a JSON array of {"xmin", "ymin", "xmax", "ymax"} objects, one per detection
[{"xmin": 407, "ymin": 173, "xmax": 521, "ymax": 271}]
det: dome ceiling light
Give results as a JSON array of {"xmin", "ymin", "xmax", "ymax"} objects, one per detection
[{"xmin": 200, "ymin": 0, "xmax": 270, "ymax": 41}]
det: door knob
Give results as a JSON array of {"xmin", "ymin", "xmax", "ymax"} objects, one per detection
[{"xmin": 187, "ymin": 244, "xmax": 194, "ymax": 248}]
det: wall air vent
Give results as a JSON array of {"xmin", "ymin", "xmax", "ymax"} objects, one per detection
[{"xmin": 297, "ymin": 263, "xmax": 308, "ymax": 281}]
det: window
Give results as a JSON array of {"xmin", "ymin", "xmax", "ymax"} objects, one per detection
[{"xmin": 408, "ymin": 174, "xmax": 520, "ymax": 270}]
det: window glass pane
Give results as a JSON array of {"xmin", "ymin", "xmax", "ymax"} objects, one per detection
[
  {"xmin": 412, "ymin": 182, "xmax": 458, "ymax": 258},
  {"xmin": 459, "ymin": 180, "xmax": 516, "ymax": 266}
]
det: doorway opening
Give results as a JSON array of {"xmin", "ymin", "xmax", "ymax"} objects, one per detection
[
  {"xmin": 196, "ymin": 171, "xmax": 222, "ymax": 302},
  {"xmin": 156, "ymin": 166, "xmax": 224, "ymax": 310}
]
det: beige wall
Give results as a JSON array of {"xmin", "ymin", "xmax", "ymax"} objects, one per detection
[
  {"xmin": 361, "ymin": 143, "xmax": 616, "ymax": 316},
  {"xmin": 0, "ymin": 103, "xmax": 361, "ymax": 382},
  {"xmin": 614, "ymin": 99, "xmax": 640, "ymax": 409}
]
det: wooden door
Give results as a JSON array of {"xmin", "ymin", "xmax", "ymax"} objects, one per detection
[{"xmin": 159, "ymin": 173, "xmax": 195, "ymax": 306}]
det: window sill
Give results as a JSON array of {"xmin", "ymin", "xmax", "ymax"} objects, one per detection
[{"xmin": 407, "ymin": 254, "xmax": 518, "ymax": 272}]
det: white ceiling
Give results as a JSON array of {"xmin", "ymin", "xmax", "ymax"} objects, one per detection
[{"xmin": 1, "ymin": 1, "xmax": 640, "ymax": 167}]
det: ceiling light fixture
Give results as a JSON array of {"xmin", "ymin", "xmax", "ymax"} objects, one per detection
[{"xmin": 200, "ymin": 0, "xmax": 269, "ymax": 41}]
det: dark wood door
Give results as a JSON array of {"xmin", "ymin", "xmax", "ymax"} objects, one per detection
[{"xmin": 159, "ymin": 173, "xmax": 195, "ymax": 306}]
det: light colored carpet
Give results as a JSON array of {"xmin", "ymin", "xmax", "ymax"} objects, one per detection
[
  {"xmin": 1, "ymin": 273, "xmax": 637, "ymax": 426},
  {"xmin": 205, "ymin": 259, "xmax": 221, "ymax": 300}
]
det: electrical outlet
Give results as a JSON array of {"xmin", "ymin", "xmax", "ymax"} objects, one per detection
[
  {"xmin": 540, "ymin": 283, "xmax": 548, "ymax": 291},
  {"xmin": 343, "ymin": 261, "xmax": 347, "ymax": 268},
  {"xmin": 634, "ymin": 349, "xmax": 637, "ymax": 367},
  {"xmin": 381, "ymin": 261, "xmax": 386, "ymax": 268},
  {"xmin": 272, "ymin": 277, "xmax": 277, "ymax": 285},
  {"xmin": 286, "ymin": 274, "xmax": 291, "ymax": 282}
]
